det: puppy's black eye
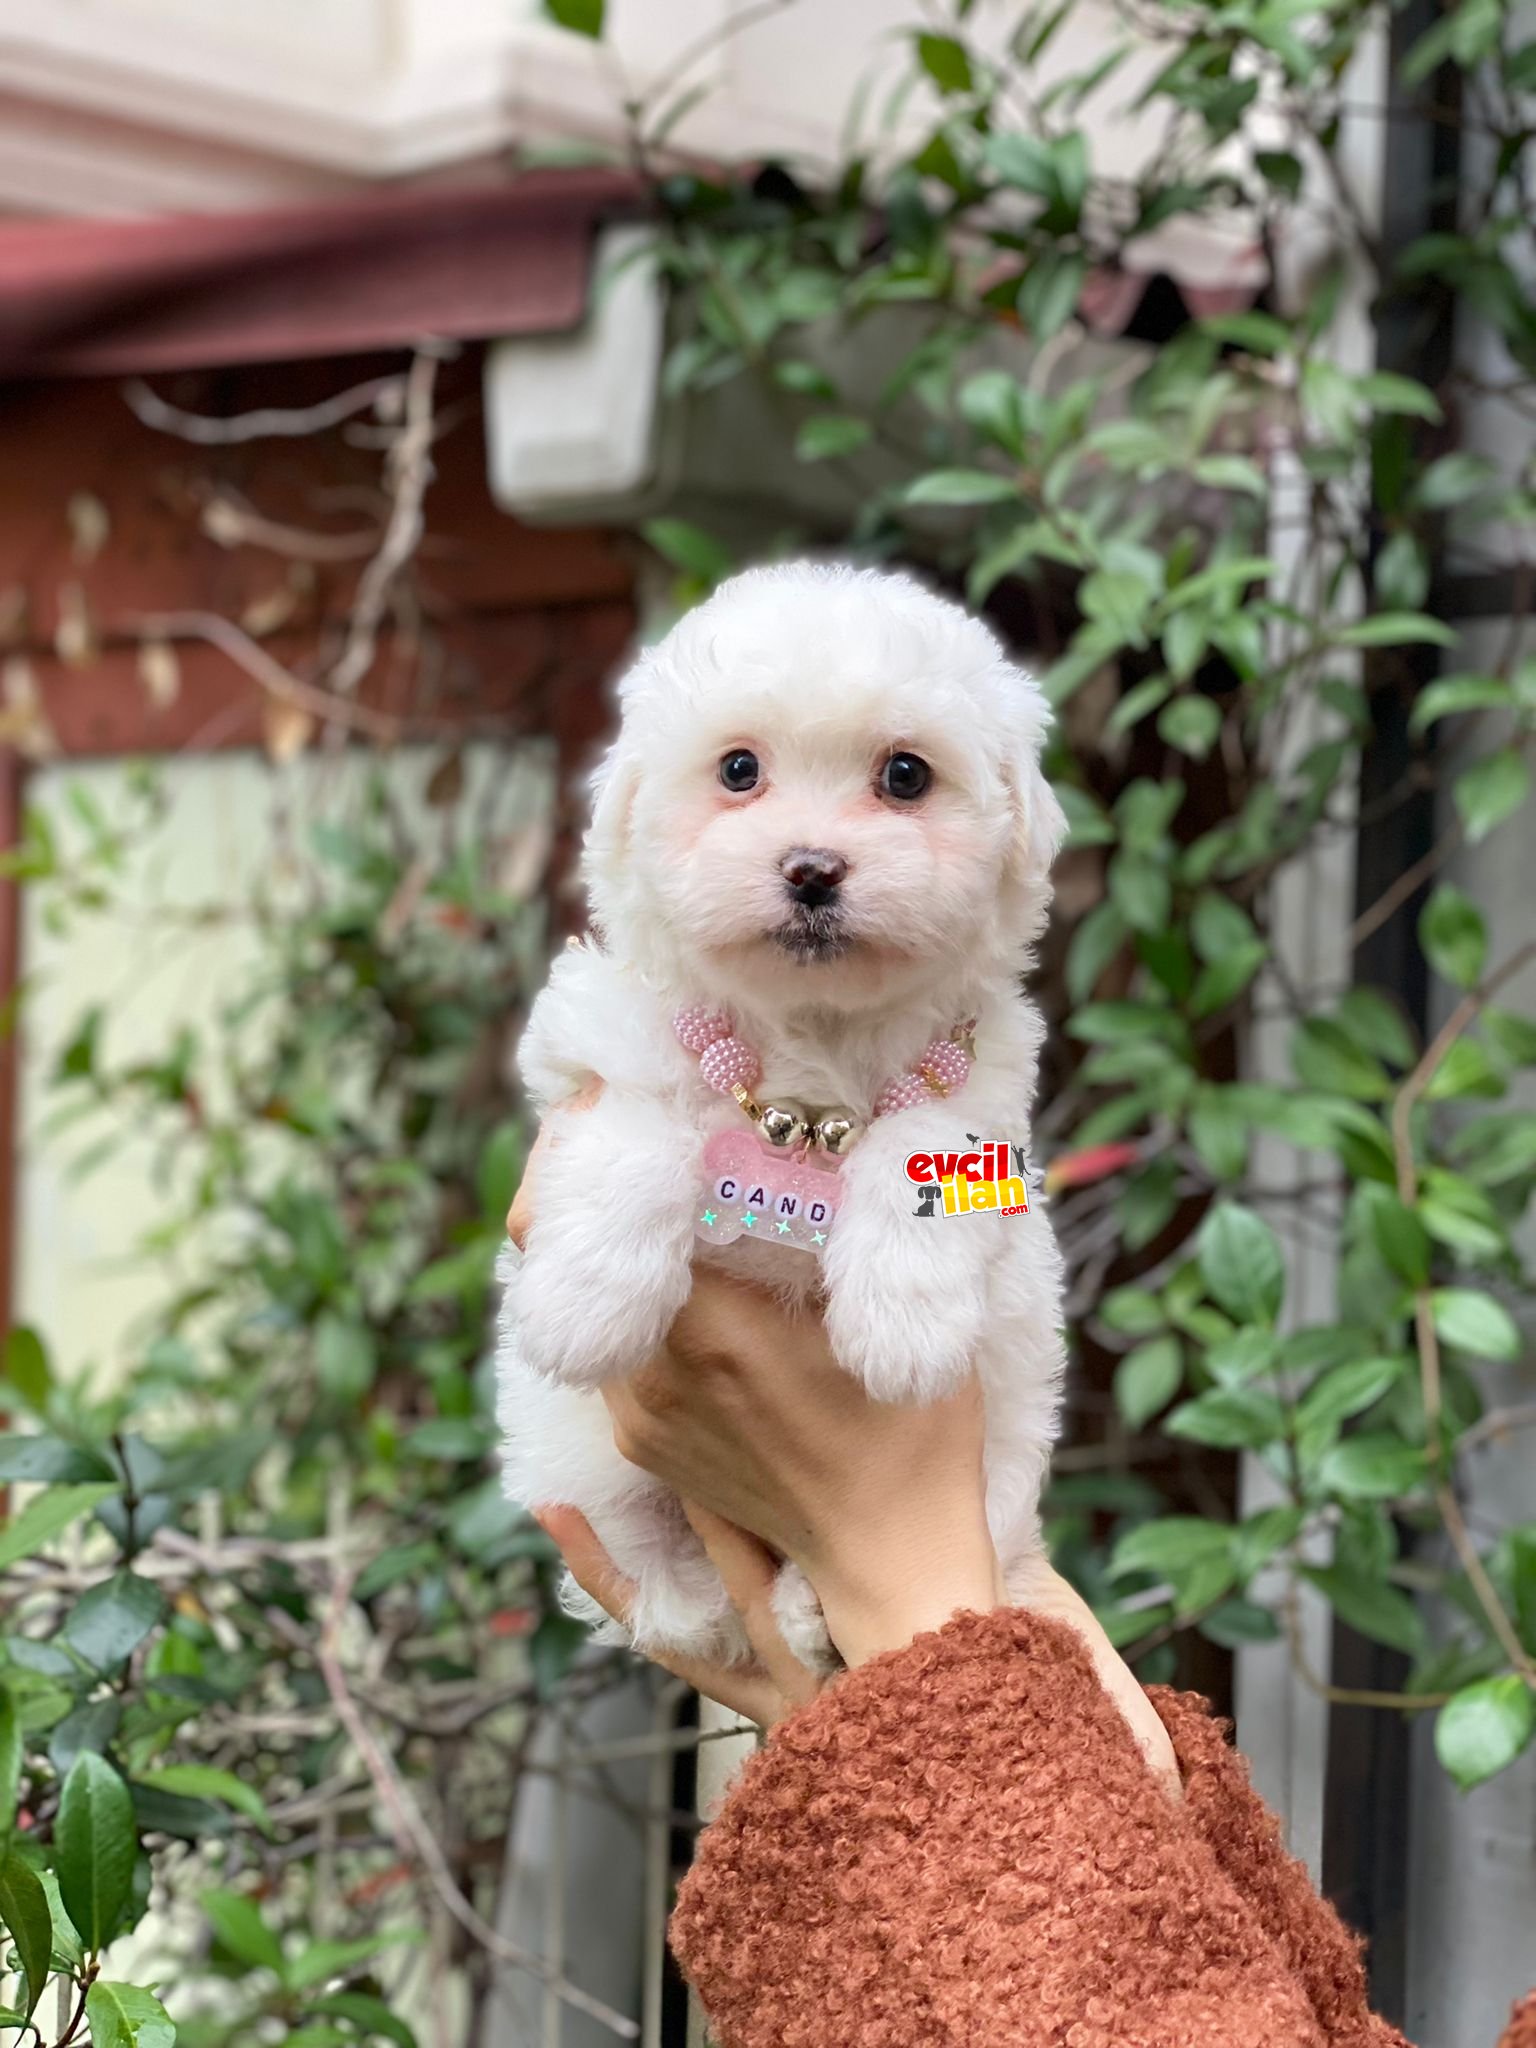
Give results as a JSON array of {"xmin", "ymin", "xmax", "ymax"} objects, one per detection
[
  {"xmin": 718, "ymin": 749, "xmax": 760, "ymax": 793},
  {"xmin": 881, "ymin": 752, "xmax": 931, "ymax": 801}
]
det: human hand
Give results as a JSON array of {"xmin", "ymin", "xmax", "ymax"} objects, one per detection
[
  {"xmin": 510, "ymin": 1097, "xmax": 1179, "ymax": 1787},
  {"xmin": 601, "ymin": 1269, "xmax": 1005, "ymax": 1670},
  {"xmin": 534, "ymin": 1498, "xmax": 822, "ymax": 1726}
]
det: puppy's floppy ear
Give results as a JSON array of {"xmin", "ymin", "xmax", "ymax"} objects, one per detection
[
  {"xmin": 581, "ymin": 732, "xmax": 642, "ymax": 938},
  {"xmin": 1002, "ymin": 668, "xmax": 1067, "ymax": 942}
]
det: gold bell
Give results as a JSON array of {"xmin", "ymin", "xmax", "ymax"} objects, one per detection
[
  {"xmin": 759, "ymin": 1103, "xmax": 809, "ymax": 1149},
  {"xmin": 814, "ymin": 1112, "xmax": 861, "ymax": 1157}
]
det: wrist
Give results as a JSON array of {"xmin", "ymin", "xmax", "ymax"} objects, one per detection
[{"xmin": 813, "ymin": 1512, "xmax": 1004, "ymax": 1667}]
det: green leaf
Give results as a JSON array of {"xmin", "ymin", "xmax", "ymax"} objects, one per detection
[
  {"xmin": 51, "ymin": 1701, "xmax": 122, "ymax": 1779},
  {"xmin": 1, "ymin": 1329, "xmax": 50, "ymax": 1411},
  {"xmin": 1068, "ymin": 1000, "xmax": 1182, "ymax": 1047},
  {"xmin": 134, "ymin": 1767, "xmax": 269, "ymax": 1833},
  {"xmin": 1197, "ymin": 1202, "xmax": 1284, "ymax": 1324},
  {"xmin": 985, "ymin": 132, "xmax": 1061, "ymax": 199},
  {"xmin": 958, "ymin": 371, "xmax": 1026, "ymax": 456},
  {"xmin": 1204, "ymin": 1327, "xmax": 1279, "ymax": 1387},
  {"xmin": 1056, "ymin": 783, "xmax": 1115, "ymax": 848},
  {"xmin": 1252, "ymin": 151, "xmax": 1303, "ymax": 199},
  {"xmin": 1358, "ymin": 372, "xmax": 1441, "ymax": 421},
  {"xmin": 1374, "ymin": 531, "xmax": 1429, "ymax": 611},
  {"xmin": 640, "ymin": 519, "xmax": 733, "ymax": 585},
  {"xmin": 1317, "ymin": 1433, "xmax": 1426, "ymax": 1501},
  {"xmin": 915, "ymin": 31, "xmax": 973, "ymax": 91},
  {"xmin": 304, "ymin": 1992, "xmax": 417, "ymax": 2048},
  {"xmin": 1191, "ymin": 454, "xmax": 1266, "ymax": 498},
  {"xmin": 314, "ymin": 1314, "xmax": 376, "ymax": 1403},
  {"xmin": 1099, "ymin": 1286, "xmax": 1166, "ymax": 1337},
  {"xmin": 1110, "ymin": 1516, "xmax": 1232, "ymax": 1580},
  {"xmin": 772, "ymin": 359, "xmax": 837, "ymax": 400},
  {"xmin": 0, "ymin": 1435, "xmax": 115, "ymax": 1484},
  {"xmin": 1065, "ymin": 901, "xmax": 1128, "ymax": 1004},
  {"xmin": 1449, "ymin": 1113, "xmax": 1536, "ymax": 1186},
  {"xmin": 1108, "ymin": 854, "xmax": 1170, "ymax": 934},
  {"xmin": 1435, "ymin": 1676, "xmax": 1536, "ymax": 1791},
  {"xmin": 0, "ymin": 1692, "xmax": 17, "ymax": 1840},
  {"xmin": 1431, "ymin": 1288, "xmax": 1522, "ymax": 1361},
  {"xmin": 543, "ymin": 0, "xmax": 603, "ymax": 35},
  {"xmin": 1420, "ymin": 885, "xmax": 1486, "ymax": 990},
  {"xmin": 1484, "ymin": 1008, "xmax": 1536, "ymax": 1064},
  {"xmin": 203, "ymin": 1888, "xmax": 285, "ymax": 1975},
  {"xmin": 1363, "ymin": 1189, "xmax": 1430, "ymax": 1286},
  {"xmin": 0, "ymin": 1484, "xmax": 117, "ymax": 1572},
  {"xmin": 1199, "ymin": 1598, "xmax": 1281, "ymax": 1647},
  {"xmin": 62, "ymin": 1572, "xmax": 166, "ymax": 1673},
  {"xmin": 1158, "ymin": 695, "xmax": 1221, "ymax": 759},
  {"xmin": 531, "ymin": 1610, "xmax": 587, "ymax": 1697},
  {"xmin": 56, "ymin": 1753, "xmax": 136, "ymax": 1953},
  {"xmin": 1189, "ymin": 893, "xmax": 1258, "ymax": 962},
  {"xmin": 1337, "ymin": 613, "xmax": 1457, "ymax": 649},
  {"xmin": 1334, "ymin": 989, "xmax": 1417, "ymax": 1069},
  {"xmin": 1165, "ymin": 1387, "xmax": 1286, "ymax": 1450},
  {"xmin": 1114, "ymin": 1336, "xmax": 1182, "ymax": 1430},
  {"xmin": 1296, "ymin": 1358, "xmax": 1408, "ymax": 1438},
  {"xmin": 1303, "ymin": 1564, "xmax": 1424, "ymax": 1654},
  {"xmin": 84, "ymin": 1981, "xmax": 175, "ymax": 2048},
  {"xmin": 795, "ymin": 416, "xmax": 872, "ymax": 462},
  {"xmin": 902, "ymin": 469, "xmax": 1019, "ymax": 507},
  {"xmin": 1190, "ymin": 944, "xmax": 1267, "ymax": 1020},
  {"xmin": 402, "ymin": 1418, "xmax": 491, "ymax": 1461},
  {"xmin": 287, "ymin": 1933, "xmax": 410, "ymax": 1992},
  {"xmin": 1017, "ymin": 249, "xmax": 1087, "ymax": 341},
  {"xmin": 1231, "ymin": 1504, "xmax": 1306, "ymax": 1580},
  {"xmin": 1408, "ymin": 673, "xmax": 1511, "ymax": 734},
  {"xmin": 1414, "ymin": 451, "xmax": 1498, "ymax": 509},
  {"xmin": 1453, "ymin": 749, "xmax": 1530, "ymax": 844},
  {"xmin": 0, "ymin": 1849, "xmax": 52, "ymax": 2018},
  {"xmin": 1187, "ymin": 1089, "xmax": 1250, "ymax": 1182},
  {"xmin": 1291, "ymin": 1017, "xmax": 1391, "ymax": 1100}
]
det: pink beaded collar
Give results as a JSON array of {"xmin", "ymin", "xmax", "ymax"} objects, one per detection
[{"xmin": 673, "ymin": 1004, "xmax": 975, "ymax": 1158}]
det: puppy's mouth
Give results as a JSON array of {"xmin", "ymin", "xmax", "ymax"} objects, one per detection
[{"xmin": 769, "ymin": 906, "xmax": 854, "ymax": 962}]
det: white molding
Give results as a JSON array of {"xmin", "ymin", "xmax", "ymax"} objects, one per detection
[{"xmin": 0, "ymin": 7, "xmax": 516, "ymax": 185}]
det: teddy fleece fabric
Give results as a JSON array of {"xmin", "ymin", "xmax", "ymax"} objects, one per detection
[{"xmin": 670, "ymin": 1606, "xmax": 1532, "ymax": 2048}]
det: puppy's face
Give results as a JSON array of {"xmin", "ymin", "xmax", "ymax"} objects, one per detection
[{"xmin": 586, "ymin": 569, "xmax": 1062, "ymax": 1014}]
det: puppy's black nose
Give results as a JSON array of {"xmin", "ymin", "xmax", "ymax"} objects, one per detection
[{"xmin": 780, "ymin": 847, "xmax": 848, "ymax": 908}]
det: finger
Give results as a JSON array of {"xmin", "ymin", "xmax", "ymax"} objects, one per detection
[
  {"xmin": 647, "ymin": 1651, "xmax": 784, "ymax": 1729},
  {"xmin": 506, "ymin": 1080, "xmax": 605, "ymax": 1245},
  {"xmin": 683, "ymin": 1501, "xmax": 823, "ymax": 1710},
  {"xmin": 535, "ymin": 1505, "xmax": 635, "ymax": 1629},
  {"xmin": 537, "ymin": 1508, "xmax": 780, "ymax": 1724}
]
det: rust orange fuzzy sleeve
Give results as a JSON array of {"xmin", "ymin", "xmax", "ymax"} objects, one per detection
[{"xmin": 671, "ymin": 1608, "xmax": 1398, "ymax": 2048}]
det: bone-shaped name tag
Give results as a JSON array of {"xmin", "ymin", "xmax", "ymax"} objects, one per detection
[{"xmin": 694, "ymin": 1131, "xmax": 841, "ymax": 1254}]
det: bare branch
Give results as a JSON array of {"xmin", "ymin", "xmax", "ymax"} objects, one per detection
[
  {"xmin": 315, "ymin": 1572, "xmax": 642, "ymax": 2042},
  {"xmin": 126, "ymin": 610, "xmax": 407, "ymax": 743},
  {"xmin": 125, "ymin": 374, "xmax": 407, "ymax": 446},
  {"xmin": 1391, "ymin": 938, "xmax": 1536, "ymax": 1691},
  {"xmin": 325, "ymin": 349, "xmax": 443, "ymax": 700}
]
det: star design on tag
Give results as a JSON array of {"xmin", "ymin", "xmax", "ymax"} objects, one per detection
[
  {"xmin": 700, "ymin": 1209, "xmax": 718, "ymax": 1226},
  {"xmin": 811, "ymin": 1230, "xmax": 827, "ymax": 1246},
  {"xmin": 775, "ymin": 1218, "xmax": 791, "ymax": 1234},
  {"xmin": 742, "ymin": 1210, "xmax": 757, "ymax": 1228}
]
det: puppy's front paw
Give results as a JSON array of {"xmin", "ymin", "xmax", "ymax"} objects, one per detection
[
  {"xmin": 823, "ymin": 1228, "xmax": 985, "ymax": 1403},
  {"xmin": 517, "ymin": 1250, "xmax": 685, "ymax": 1387}
]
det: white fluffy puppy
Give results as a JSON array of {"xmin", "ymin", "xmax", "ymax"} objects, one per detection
[{"xmin": 498, "ymin": 562, "xmax": 1067, "ymax": 1666}]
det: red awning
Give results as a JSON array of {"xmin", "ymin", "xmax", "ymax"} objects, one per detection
[{"xmin": 0, "ymin": 170, "xmax": 646, "ymax": 379}]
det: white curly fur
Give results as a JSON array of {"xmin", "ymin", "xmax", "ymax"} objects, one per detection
[{"xmin": 497, "ymin": 563, "xmax": 1068, "ymax": 1667}]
